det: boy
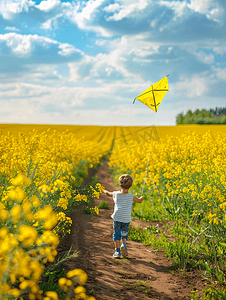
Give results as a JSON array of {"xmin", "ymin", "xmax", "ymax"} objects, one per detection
[{"xmin": 104, "ymin": 174, "xmax": 143, "ymax": 258}]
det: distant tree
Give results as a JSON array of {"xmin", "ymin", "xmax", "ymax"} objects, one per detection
[
  {"xmin": 183, "ymin": 110, "xmax": 193, "ymax": 124},
  {"xmin": 176, "ymin": 107, "xmax": 226, "ymax": 125},
  {"xmin": 176, "ymin": 113, "xmax": 184, "ymax": 124},
  {"xmin": 210, "ymin": 107, "xmax": 226, "ymax": 116}
]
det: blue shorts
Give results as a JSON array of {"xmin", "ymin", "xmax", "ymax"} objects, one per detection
[{"xmin": 113, "ymin": 221, "xmax": 130, "ymax": 241}]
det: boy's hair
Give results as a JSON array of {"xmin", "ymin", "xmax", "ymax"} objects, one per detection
[{"xmin": 119, "ymin": 174, "xmax": 133, "ymax": 189}]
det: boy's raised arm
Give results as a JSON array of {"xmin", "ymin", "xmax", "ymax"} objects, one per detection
[
  {"xmin": 104, "ymin": 190, "xmax": 113, "ymax": 197},
  {"xmin": 133, "ymin": 195, "xmax": 143, "ymax": 203}
]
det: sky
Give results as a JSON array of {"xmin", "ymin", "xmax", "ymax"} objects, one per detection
[{"xmin": 0, "ymin": 0, "xmax": 225, "ymax": 126}]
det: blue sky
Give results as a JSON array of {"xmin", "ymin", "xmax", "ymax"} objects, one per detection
[{"xmin": 0, "ymin": 0, "xmax": 225, "ymax": 125}]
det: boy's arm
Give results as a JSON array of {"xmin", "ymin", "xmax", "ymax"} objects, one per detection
[
  {"xmin": 133, "ymin": 195, "xmax": 143, "ymax": 203},
  {"xmin": 103, "ymin": 190, "xmax": 113, "ymax": 197}
]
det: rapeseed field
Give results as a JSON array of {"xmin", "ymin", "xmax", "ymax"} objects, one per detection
[{"xmin": 1, "ymin": 123, "xmax": 226, "ymax": 299}]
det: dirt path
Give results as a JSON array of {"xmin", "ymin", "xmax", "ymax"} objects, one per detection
[{"xmin": 62, "ymin": 161, "xmax": 206, "ymax": 300}]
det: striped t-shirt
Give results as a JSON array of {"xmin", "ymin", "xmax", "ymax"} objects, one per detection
[{"xmin": 111, "ymin": 191, "xmax": 133, "ymax": 223}]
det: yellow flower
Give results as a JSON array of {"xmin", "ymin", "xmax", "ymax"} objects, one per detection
[
  {"xmin": 0, "ymin": 227, "xmax": 9, "ymax": 238},
  {"xmin": 0, "ymin": 203, "xmax": 8, "ymax": 220},
  {"xmin": 30, "ymin": 195, "xmax": 40, "ymax": 207},
  {"xmin": 45, "ymin": 291, "xmax": 59, "ymax": 300},
  {"xmin": 19, "ymin": 280, "xmax": 32, "ymax": 290},
  {"xmin": 74, "ymin": 194, "xmax": 88, "ymax": 202},
  {"xmin": 28, "ymin": 292, "xmax": 36, "ymax": 300},
  {"xmin": 11, "ymin": 174, "xmax": 31, "ymax": 186},
  {"xmin": 39, "ymin": 184, "xmax": 51, "ymax": 193},
  {"xmin": 66, "ymin": 280, "xmax": 73, "ymax": 286},
  {"xmin": 8, "ymin": 187, "xmax": 26, "ymax": 201},
  {"xmin": 67, "ymin": 269, "xmax": 87, "ymax": 285},
  {"xmin": 18, "ymin": 225, "xmax": 38, "ymax": 247},
  {"xmin": 58, "ymin": 277, "xmax": 67, "ymax": 287},
  {"xmin": 10, "ymin": 205, "xmax": 21, "ymax": 223},
  {"xmin": 74, "ymin": 286, "xmax": 86, "ymax": 294},
  {"xmin": 9, "ymin": 288, "xmax": 20, "ymax": 297}
]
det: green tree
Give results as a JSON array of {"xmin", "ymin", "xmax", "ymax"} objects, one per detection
[
  {"xmin": 183, "ymin": 110, "xmax": 193, "ymax": 124},
  {"xmin": 176, "ymin": 113, "xmax": 184, "ymax": 124},
  {"xmin": 176, "ymin": 108, "xmax": 226, "ymax": 124}
]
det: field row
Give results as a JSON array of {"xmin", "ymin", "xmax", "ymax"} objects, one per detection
[{"xmin": 1, "ymin": 124, "xmax": 226, "ymax": 153}]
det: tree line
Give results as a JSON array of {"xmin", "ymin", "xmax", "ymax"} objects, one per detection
[{"xmin": 176, "ymin": 107, "xmax": 226, "ymax": 124}]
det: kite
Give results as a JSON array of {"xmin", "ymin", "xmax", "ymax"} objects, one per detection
[{"xmin": 133, "ymin": 75, "xmax": 169, "ymax": 112}]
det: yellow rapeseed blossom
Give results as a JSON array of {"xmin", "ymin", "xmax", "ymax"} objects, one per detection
[
  {"xmin": 10, "ymin": 204, "xmax": 22, "ymax": 223},
  {"xmin": 11, "ymin": 174, "xmax": 31, "ymax": 187},
  {"xmin": 8, "ymin": 187, "xmax": 26, "ymax": 202},
  {"xmin": 44, "ymin": 291, "xmax": 59, "ymax": 300},
  {"xmin": 74, "ymin": 194, "xmax": 88, "ymax": 202},
  {"xmin": 67, "ymin": 269, "xmax": 88, "ymax": 285}
]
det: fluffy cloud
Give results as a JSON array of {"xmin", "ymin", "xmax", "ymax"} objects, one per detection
[
  {"xmin": 36, "ymin": 0, "xmax": 61, "ymax": 12},
  {"xmin": 64, "ymin": 0, "xmax": 226, "ymax": 40},
  {"xmin": 5, "ymin": 26, "xmax": 21, "ymax": 31},
  {"xmin": 69, "ymin": 32, "xmax": 217, "ymax": 89},
  {"xmin": 0, "ymin": 33, "xmax": 83, "ymax": 80},
  {"xmin": 188, "ymin": 0, "xmax": 225, "ymax": 23},
  {"xmin": 0, "ymin": 0, "xmax": 34, "ymax": 19},
  {"xmin": 104, "ymin": 0, "xmax": 149, "ymax": 21}
]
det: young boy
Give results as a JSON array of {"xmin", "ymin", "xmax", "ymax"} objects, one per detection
[{"xmin": 104, "ymin": 174, "xmax": 143, "ymax": 258}]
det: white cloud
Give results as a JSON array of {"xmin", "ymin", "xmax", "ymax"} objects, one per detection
[
  {"xmin": 196, "ymin": 51, "xmax": 215, "ymax": 64},
  {"xmin": 5, "ymin": 26, "xmax": 21, "ymax": 32},
  {"xmin": 36, "ymin": 0, "xmax": 61, "ymax": 11},
  {"xmin": 41, "ymin": 19, "xmax": 53, "ymax": 30},
  {"xmin": 58, "ymin": 43, "xmax": 83, "ymax": 56},
  {"xmin": 0, "ymin": 33, "xmax": 82, "ymax": 59},
  {"xmin": 40, "ymin": 12, "xmax": 64, "ymax": 31},
  {"xmin": 215, "ymin": 67, "xmax": 226, "ymax": 80},
  {"xmin": 69, "ymin": 36, "xmax": 140, "ymax": 82},
  {"xmin": 129, "ymin": 44, "xmax": 160, "ymax": 59},
  {"xmin": 68, "ymin": 0, "xmax": 112, "ymax": 37},
  {"xmin": 173, "ymin": 75, "xmax": 208, "ymax": 99},
  {"xmin": 0, "ymin": 0, "xmax": 34, "ymax": 19},
  {"xmin": 0, "ymin": 82, "xmax": 84, "ymax": 109},
  {"xmin": 105, "ymin": 0, "xmax": 148, "ymax": 21},
  {"xmin": 75, "ymin": 0, "xmax": 104, "ymax": 27},
  {"xmin": 0, "ymin": 33, "xmax": 56, "ymax": 57},
  {"xmin": 188, "ymin": 0, "xmax": 224, "ymax": 23},
  {"xmin": 188, "ymin": 0, "xmax": 216, "ymax": 14},
  {"xmin": 207, "ymin": 7, "xmax": 224, "ymax": 23},
  {"xmin": 158, "ymin": 0, "xmax": 188, "ymax": 18},
  {"xmin": 214, "ymin": 48, "xmax": 226, "ymax": 57},
  {"xmin": 103, "ymin": 3, "xmax": 120, "ymax": 13}
]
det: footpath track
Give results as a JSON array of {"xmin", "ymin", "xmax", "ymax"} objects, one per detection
[{"xmin": 61, "ymin": 162, "xmax": 206, "ymax": 300}]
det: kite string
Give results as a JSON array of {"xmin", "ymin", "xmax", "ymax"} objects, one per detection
[{"xmin": 140, "ymin": 127, "xmax": 154, "ymax": 197}]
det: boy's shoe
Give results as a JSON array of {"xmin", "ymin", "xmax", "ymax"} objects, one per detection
[
  {"xmin": 113, "ymin": 248, "xmax": 121, "ymax": 258},
  {"xmin": 120, "ymin": 242, "xmax": 128, "ymax": 258}
]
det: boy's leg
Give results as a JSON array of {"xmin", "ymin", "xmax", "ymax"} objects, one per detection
[
  {"xmin": 120, "ymin": 239, "xmax": 128, "ymax": 258},
  {"xmin": 120, "ymin": 223, "xmax": 130, "ymax": 257},
  {"xmin": 114, "ymin": 240, "xmax": 121, "ymax": 249},
  {"xmin": 113, "ymin": 221, "xmax": 122, "ymax": 258}
]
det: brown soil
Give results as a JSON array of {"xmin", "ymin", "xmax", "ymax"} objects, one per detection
[{"xmin": 59, "ymin": 161, "xmax": 207, "ymax": 300}]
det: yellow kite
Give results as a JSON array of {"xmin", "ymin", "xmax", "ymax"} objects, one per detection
[{"xmin": 133, "ymin": 76, "xmax": 169, "ymax": 112}]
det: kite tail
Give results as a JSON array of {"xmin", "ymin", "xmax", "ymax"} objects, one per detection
[{"xmin": 140, "ymin": 127, "xmax": 155, "ymax": 197}]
